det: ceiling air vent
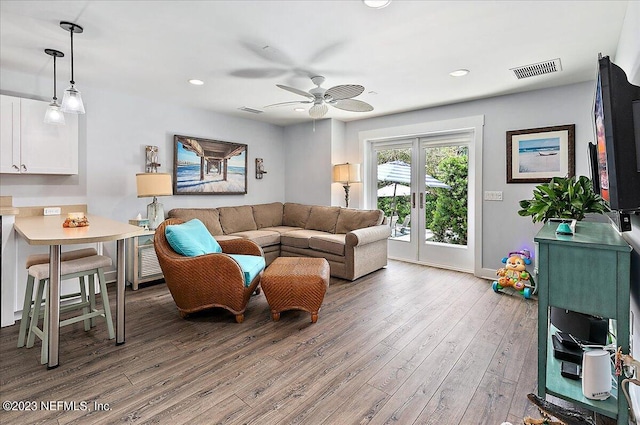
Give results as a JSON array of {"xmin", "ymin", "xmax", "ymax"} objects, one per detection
[
  {"xmin": 510, "ymin": 58, "xmax": 562, "ymax": 79},
  {"xmin": 238, "ymin": 106, "xmax": 263, "ymax": 114}
]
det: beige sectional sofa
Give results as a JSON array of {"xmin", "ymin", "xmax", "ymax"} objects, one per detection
[{"xmin": 167, "ymin": 202, "xmax": 390, "ymax": 281}]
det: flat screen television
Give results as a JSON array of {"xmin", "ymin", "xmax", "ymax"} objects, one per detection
[{"xmin": 591, "ymin": 55, "xmax": 640, "ymax": 213}]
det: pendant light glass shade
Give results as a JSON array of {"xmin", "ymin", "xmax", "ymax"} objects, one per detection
[
  {"xmin": 44, "ymin": 101, "xmax": 65, "ymax": 125},
  {"xmin": 44, "ymin": 48, "xmax": 65, "ymax": 125},
  {"xmin": 61, "ymin": 85, "xmax": 85, "ymax": 114},
  {"xmin": 60, "ymin": 21, "xmax": 85, "ymax": 114}
]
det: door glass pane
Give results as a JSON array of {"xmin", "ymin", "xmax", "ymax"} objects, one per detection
[
  {"xmin": 423, "ymin": 145, "xmax": 468, "ymax": 246},
  {"xmin": 376, "ymin": 147, "xmax": 411, "ymax": 241}
]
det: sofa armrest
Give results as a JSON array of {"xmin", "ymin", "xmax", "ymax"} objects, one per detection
[
  {"xmin": 345, "ymin": 224, "xmax": 391, "ymax": 247},
  {"xmin": 219, "ymin": 238, "xmax": 264, "ymax": 257}
]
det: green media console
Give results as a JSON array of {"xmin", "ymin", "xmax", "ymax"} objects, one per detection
[{"xmin": 535, "ymin": 221, "xmax": 632, "ymax": 424}]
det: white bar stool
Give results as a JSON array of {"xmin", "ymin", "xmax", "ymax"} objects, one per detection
[
  {"xmin": 17, "ymin": 248, "xmax": 98, "ymax": 348},
  {"xmin": 18, "ymin": 252, "xmax": 115, "ymax": 364}
]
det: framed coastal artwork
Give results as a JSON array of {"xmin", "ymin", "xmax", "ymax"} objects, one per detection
[
  {"xmin": 173, "ymin": 135, "xmax": 247, "ymax": 195},
  {"xmin": 506, "ymin": 124, "xmax": 575, "ymax": 183}
]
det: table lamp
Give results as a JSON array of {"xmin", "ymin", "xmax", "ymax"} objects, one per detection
[
  {"xmin": 333, "ymin": 163, "xmax": 361, "ymax": 208},
  {"xmin": 136, "ymin": 173, "xmax": 172, "ymax": 230}
]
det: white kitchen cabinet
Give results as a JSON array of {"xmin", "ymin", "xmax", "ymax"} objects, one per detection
[{"xmin": 0, "ymin": 95, "xmax": 78, "ymax": 175}]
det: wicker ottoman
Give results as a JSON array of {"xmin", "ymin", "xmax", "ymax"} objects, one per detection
[{"xmin": 261, "ymin": 257, "xmax": 330, "ymax": 323}]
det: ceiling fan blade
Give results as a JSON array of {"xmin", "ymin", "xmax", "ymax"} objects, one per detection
[
  {"xmin": 264, "ymin": 100, "xmax": 312, "ymax": 108},
  {"xmin": 330, "ymin": 99, "xmax": 374, "ymax": 112},
  {"xmin": 309, "ymin": 103, "xmax": 328, "ymax": 119},
  {"xmin": 324, "ymin": 84, "xmax": 364, "ymax": 101},
  {"xmin": 276, "ymin": 84, "xmax": 314, "ymax": 99}
]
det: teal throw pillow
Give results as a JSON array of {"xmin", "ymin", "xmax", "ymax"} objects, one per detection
[{"xmin": 165, "ymin": 219, "xmax": 222, "ymax": 257}]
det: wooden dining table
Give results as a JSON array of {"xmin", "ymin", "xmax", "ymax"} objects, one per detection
[{"xmin": 13, "ymin": 214, "xmax": 143, "ymax": 369}]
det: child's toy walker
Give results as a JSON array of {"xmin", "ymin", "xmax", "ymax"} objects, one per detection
[{"xmin": 492, "ymin": 250, "xmax": 535, "ymax": 299}]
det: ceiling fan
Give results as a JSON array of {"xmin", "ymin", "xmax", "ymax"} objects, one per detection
[{"xmin": 265, "ymin": 76, "xmax": 374, "ymax": 119}]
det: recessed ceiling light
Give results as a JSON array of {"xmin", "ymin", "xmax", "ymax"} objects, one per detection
[
  {"xmin": 363, "ymin": 0, "xmax": 391, "ymax": 9},
  {"xmin": 294, "ymin": 107, "xmax": 305, "ymax": 112},
  {"xmin": 188, "ymin": 79, "xmax": 204, "ymax": 86},
  {"xmin": 449, "ymin": 69, "xmax": 470, "ymax": 77}
]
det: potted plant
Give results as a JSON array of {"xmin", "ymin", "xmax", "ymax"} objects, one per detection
[{"xmin": 517, "ymin": 176, "xmax": 609, "ymax": 223}]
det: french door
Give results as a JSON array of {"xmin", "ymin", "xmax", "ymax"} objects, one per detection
[{"xmin": 371, "ymin": 131, "xmax": 475, "ymax": 272}]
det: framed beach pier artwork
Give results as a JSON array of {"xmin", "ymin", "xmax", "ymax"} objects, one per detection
[
  {"xmin": 174, "ymin": 135, "xmax": 247, "ymax": 195},
  {"xmin": 506, "ymin": 124, "xmax": 575, "ymax": 183}
]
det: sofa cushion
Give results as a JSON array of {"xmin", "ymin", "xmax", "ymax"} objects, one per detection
[
  {"xmin": 214, "ymin": 234, "xmax": 243, "ymax": 242},
  {"xmin": 261, "ymin": 226, "xmax": 303, "ymax": 234},
  {"xmin": 165, "ymin": 219, "xmax": 222, "ymax": 257},
  {"xmin": 167, "ymin": 208, "xmax": 224, "ymax": 236},
  {"xmin": 305, "ymin": 206, "xmax": 341, "ymax": 233},
  {"xmin": 283, "ymin": 203, "xmax": 312, "ymax": 228},
  {"xmin": 228, "ymin": 230, "xmax": 281, "ymax": 247},
  {"xmin": 309, "ymin": 234, "xmax": 346, "ymax": 256},
  {"xmin": 252, "ymin": 202, "xmax": 283, "ymax": 228},
  {"xmin": 335, "ymin": 208, "xmax": 384, "ymax": 234},
  {"xmin": 218, "ymin": 205, "xmax": 257, "ymax": 234},
  {"xmin": 280, "ymin": 229, "xmax": 332, "ymax": 249},
  {"xmin": 227, "ymin": 254, "xmax": 265, "ymax": 287}
]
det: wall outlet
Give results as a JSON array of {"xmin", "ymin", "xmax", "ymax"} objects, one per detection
[
  {"xmin": 44, "ymin": 207, "xmax": 61, "ymax": 216},
  {"xmin": 484, "ymin": 191, "xmax": 503, "ymax": 201}
]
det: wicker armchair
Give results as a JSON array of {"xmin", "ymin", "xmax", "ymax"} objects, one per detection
[{"xmin": 154, "ymin": 218, "xmax": 264, "ymax": 323}]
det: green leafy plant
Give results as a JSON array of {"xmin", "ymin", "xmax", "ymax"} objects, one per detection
[
  {"xmin": 429, "ymin": 154, "xmax": 468, "ymax": 244},
  {"xmin": 518, "ymin": 176, "xmax": 609, "ymax": 223}
]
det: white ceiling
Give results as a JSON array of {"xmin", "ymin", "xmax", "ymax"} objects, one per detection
[{"xmin": 0, "ymin": 1, "xmax": 630, "ymax": 126}]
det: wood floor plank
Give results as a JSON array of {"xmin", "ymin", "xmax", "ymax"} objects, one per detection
[
  {"xmin": 412, "ymin": 338, "xmax": 499, "ymax": 425},
  {"xmin": 319, "ymin": 383, "xmax": 389, "ymax": 425},
  {"xmin": 367, "ymin": 289, "xmax": 501, "ymax": 425},
  {"xmin": 275, "ymin": 343, "xmax": 399, "ymax": 424},
  {"xmin": 486, "ymin": 298, "xmax": 537, "ymax": 383},
  {"xmin": 458, "ymin": 372, "xmax": 517, "ymax": 425},
  {"xmin": 368, "ymin": 277, "xmax": 497, "ymax": 397}
]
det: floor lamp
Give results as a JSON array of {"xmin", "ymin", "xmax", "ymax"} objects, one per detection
[{"xmin": 333, "ymin": 163, "xmax": 361, "ymax": 208}]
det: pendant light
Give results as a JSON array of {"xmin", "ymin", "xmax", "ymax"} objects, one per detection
[
  {"xmin": 43, "ymin": 49, "xmax": 65, "ymax": 125},
  {"xmin": 60, "ymin": 21, "xmax": 85, "ymax": 114}
]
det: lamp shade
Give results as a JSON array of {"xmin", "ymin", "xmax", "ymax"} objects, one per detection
[
  {"xmin": 61, "ymin": 85, "xmax": 85, "ymax": 114},
  {"xmin": 136, "ymin": 173, "xmax": 173, "ymax": 197},
  {"xmin": 44, "ymin": 102, "xmax": 65, "ymax": 125},
  {"xmin": 333, "ymin": 163, "xmax": 361, "ymax": 184}
]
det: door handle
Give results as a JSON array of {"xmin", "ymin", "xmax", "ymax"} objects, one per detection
[
  {"xmin": 412, "ymin": 192, "xmax": 416, "ymax": 209},
  {"xmin": 420, "ymin": 193, "xmax": 424, "ymax": 209},
  {"xmin": 21, "ymin": 164, "xmax": 27, "ymax": 172},
  {"xmin": 12, "ymin": 164, "xmax": 19, "ymax": 171}
]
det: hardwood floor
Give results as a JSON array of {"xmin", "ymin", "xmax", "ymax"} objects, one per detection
[{"xmin": 0, "ymin": 260, "xmax": 609, "ymax": 424}]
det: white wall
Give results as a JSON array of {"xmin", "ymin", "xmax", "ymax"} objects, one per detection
[
  {"xmin": 343, "ymin": 81, "xmax": 596, "ymax": 274},
  {"xmin": 330, "ymin": 120, "xmax": 348, "ymax": 207},
  {"xmin": 283, "ymin": 119, "xmax": 332, "ymax": 206}
]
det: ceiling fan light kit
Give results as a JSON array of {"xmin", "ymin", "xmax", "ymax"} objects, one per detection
[
  {"xmin": 60, "ymin": 21, "xmax": 86, "ymax": 114},
  {"xmin": 449, "ymin": 69, "xmax": 470, "ymax": 77},
  {"xmin": 363, "ymin": 0, "xmax": 391, "ymax": 9},
  {"xmin": 266, "ymin": 75, "xmax": 374, "ymax": 119},
  {"xmin": 43, "ymin": 48, "xmax": 65, "ymax": 125}
]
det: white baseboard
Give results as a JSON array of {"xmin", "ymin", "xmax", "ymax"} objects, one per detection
[
  {"xmin": 479, "ymin": 267, "xmax": 498, "ymax": 281},
  {"xmin": 387, "ymin": 256, "xmax": 475, "ymax": 275}
]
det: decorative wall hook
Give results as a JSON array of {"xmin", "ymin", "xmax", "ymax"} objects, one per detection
[{"xmin": 256, "ymin": 158, "xmax": 267, "ymax": 179}]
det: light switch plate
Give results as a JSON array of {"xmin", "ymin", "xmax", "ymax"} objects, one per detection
[{"xmin": 484, "ymin": 191, "xmax": 503, "ymax": 201}]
